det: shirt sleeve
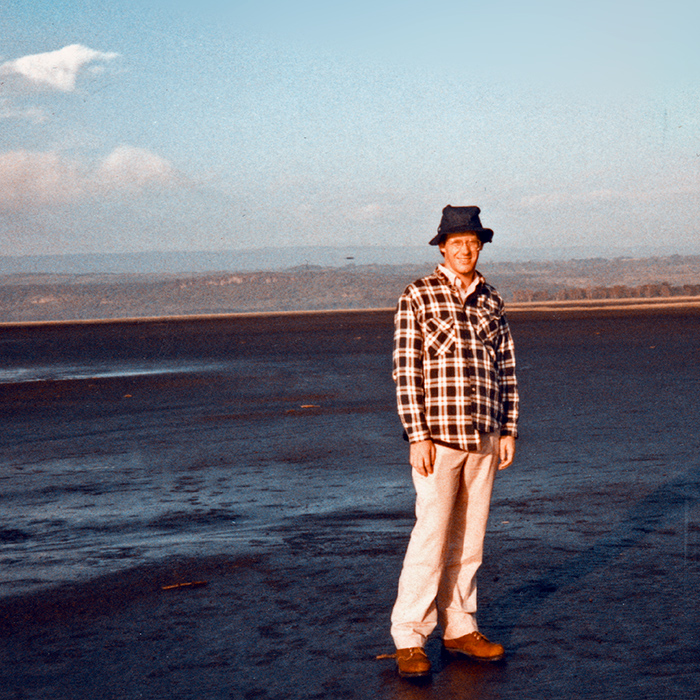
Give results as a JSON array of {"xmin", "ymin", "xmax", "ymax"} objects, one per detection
[
  {"xmin": 392, "ymin": 289, "xmax": 431, "ymax": 443},
  {"xmin": 496, "ymin": 313, "xmax": 519, "ymax": 437}
]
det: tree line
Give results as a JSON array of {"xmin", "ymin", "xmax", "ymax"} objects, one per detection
[{"xmin": 512, "ymin": 282, "xmax": 700, "ymax": 303}]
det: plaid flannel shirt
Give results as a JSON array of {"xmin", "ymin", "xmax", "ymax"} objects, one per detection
[{"xmin": 393, "ymin": 267, "xmax": 519, "ymax": 451}]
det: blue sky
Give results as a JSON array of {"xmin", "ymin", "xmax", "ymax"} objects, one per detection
[{"xmin": 1, "ymin": 0, "xmax": 699, "ymax": 260}]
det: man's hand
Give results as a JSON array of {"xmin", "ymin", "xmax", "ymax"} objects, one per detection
[
  {"xmin": 410, "ymin": 439, "xmax": 436, "ymax": 476},
  {"xmin": 498, "ymin": 435, "xmax": 516, "ymax": 470}
]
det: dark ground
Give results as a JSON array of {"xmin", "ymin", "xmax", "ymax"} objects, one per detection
[{"xmin": 1, "ymin": 308, "xmax": 700, "ymax": 699}]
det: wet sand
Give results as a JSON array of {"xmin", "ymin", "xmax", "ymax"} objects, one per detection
[{"xmin": 1, "ymin": 308, "xmax": 700, "ymax": 699}]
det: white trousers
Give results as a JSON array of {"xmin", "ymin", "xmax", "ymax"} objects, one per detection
[{"xmin": 391, "ymin": 434, "xmax": 499, "ymax": 649}]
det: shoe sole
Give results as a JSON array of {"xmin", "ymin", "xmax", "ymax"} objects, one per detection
[
  {"xmin": 444, "ymin": 648, "xmax": 505, "ymax": 662},
  {"xmin": 398, "ymin": 670, "xmax": 432, "ymax": 678}
]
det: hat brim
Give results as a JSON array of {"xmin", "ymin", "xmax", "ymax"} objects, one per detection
[{"xmin": 429, "ymin": 228, "xmax": 494, "ymax": 246}]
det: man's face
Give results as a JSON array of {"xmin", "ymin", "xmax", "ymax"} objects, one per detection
[{"xmin": 439, "ymin": 232, "xmax": 482, "ymax": 279}]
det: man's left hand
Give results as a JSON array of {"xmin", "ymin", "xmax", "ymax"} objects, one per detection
[{"xmin": 498, "ymin": 435, "xmax": 516, "ymax": 470}]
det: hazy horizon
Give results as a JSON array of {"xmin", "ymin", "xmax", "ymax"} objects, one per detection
[{"xmin": 3, "ymin": 242, "xmax": 700, "ymax": 277}]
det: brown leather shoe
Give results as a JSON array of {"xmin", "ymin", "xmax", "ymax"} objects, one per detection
[
  {"xmin": 395, "ymin": 647, "xmax": 432, "ymax": 677},
  {"xmin": 443, "ymin": 631, "xmax": 505, "ymax": 661}
]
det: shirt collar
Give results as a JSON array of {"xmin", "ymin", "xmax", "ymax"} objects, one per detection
[{"xmin": 437, "ymin": 264, "xmax": 482, "ymax": 301}]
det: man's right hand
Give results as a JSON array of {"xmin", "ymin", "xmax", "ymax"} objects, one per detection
[{"xmin": 410, "ymin": 439, "xmax": 436, "ymax": 476}]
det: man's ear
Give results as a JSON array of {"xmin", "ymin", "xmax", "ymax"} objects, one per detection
[{"xmin": 438, "ymin": 244, "xmax": 445, "ymax": 257}]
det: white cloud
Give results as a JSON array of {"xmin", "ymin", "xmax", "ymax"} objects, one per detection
[
  {"xmin": 96, "ymin": 146, "xmax": 178, "ymax": 189},
  {"xmin": 0, "ymin": 44, "xmax": 119, "ymax": 92},
  {"xmin": 0, "ymin": 147, "xmax": 178, "ymax": 211}
]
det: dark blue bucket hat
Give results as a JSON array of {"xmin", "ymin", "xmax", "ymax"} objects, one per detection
[{"xmin": 429, "ymin": 205, "xmax": 494, "ymax": 246}]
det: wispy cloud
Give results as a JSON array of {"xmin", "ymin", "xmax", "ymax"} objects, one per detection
[
  {"xmin": 0, "ymin": 147, "xmax": 179, "ymax": 211},
  {"xmin": 519, "ymin": 190, "xmax": 619, "ymax": 209},
  {"xmin": 0, "ymin": 98, "xmax": 48, "ymax": 123},
  {"xmin": 0, "ymin": 44, "xmax": 119, "ymax": 92},
  {"xmin": 0, "ymin": 151, "xmax": 83, "ymax": 208},
  {"xmin": 519, "ymin": 184, "xmax": 699, "ymax": 210},
  {"xmin": 350, "ymin": 203, "xmax": 383, "ymax": 221}
]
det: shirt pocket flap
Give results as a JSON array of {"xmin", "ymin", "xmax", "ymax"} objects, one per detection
[
  {"xmin": 425, "ymin": 316, "xmax": 456, "ymax": 356},
  {"xmin": 469, "ymin": 307, "xmax": 500, "ymax": 345}
]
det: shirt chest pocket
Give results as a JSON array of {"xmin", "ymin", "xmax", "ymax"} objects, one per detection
[
  {"xmin": 424, "ymin": 316, "xmax": 457, "ymax": 358},
  {"xmin": 465, "ymin": 307, "xmax": 500, "ymax": 345}
]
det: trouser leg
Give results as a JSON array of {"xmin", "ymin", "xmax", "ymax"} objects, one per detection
[
  {"xmin": 438, "ymin": 432, "xmax": 499, "ymax": 639},
  {"xmin": 390, "ymin": 442, "xmax": 471, "ymax": 649}
]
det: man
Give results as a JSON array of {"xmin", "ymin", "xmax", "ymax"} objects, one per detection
[{"xmin": 389, "ymin": 205, "xmax": 518, "ymax": 678}]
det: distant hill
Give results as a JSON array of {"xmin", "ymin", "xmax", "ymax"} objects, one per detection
[
  {"xmin": 2, "ymin": 242, "xmax": 699, "ymax": 276},
  {"xmin": 1, "ymin": 255, "xmax": 699, "ymax": 323}
]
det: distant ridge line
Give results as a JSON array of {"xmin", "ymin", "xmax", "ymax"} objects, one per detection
[{"xmin": 2, "ymin": 246, "xmax": 699, "ymax": 275}]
